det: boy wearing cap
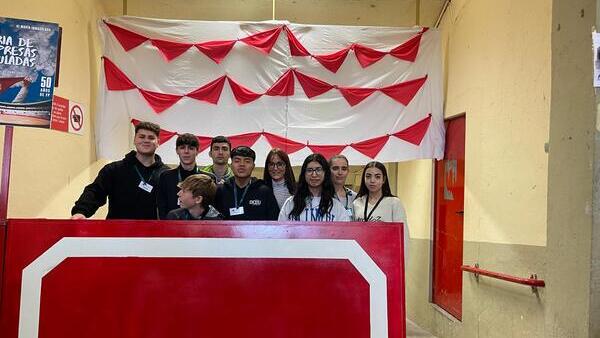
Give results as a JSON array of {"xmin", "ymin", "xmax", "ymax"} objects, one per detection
[
  {"xmin": 166, "ymin": 174, "xmax": 223, "ymax": 220},
  {"xmin": 214, "ymin": 146, "xmax": 280, "ymax": 220}
]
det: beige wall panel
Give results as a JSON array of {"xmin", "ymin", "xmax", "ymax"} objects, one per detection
[
  {"xmin": 545, "ymin": 0, "xmax": 595, "ymax": 336},
  {"xmin": 441, "ymin": 0, "xmax": 550, "ymax": 246},
  {"xmin": 275, "ymin": 0, "xmax": 417, "ymax": 26},
  {"xmin": 397, "ymin": 159, "xmax": 432, "ymax": 239},
  {"xmin": 406, "ymin": 239, "xmax": 547, "ymax": 338},
  {"xmin": 418, "ymin": 0, "xmax": 444, "ymax": 27},
  {"xmin": 126, "ymin": 0, "xmax": 272, "ymax": 21},
  {"xmin": 1, "ymin": 0, "xmax": 122, "ymax": 219}
]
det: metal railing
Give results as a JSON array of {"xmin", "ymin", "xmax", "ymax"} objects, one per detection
[{"xmin": 461, "ymin": 264, "xmax": 545, "ymax": 293}]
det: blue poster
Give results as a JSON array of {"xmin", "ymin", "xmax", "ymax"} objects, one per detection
[{"xmin": 0, "ymin": 17, "xmax": 59, "ymax": 128}]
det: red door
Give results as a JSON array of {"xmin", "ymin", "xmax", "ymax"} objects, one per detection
[{"xmin": 432, "ymin": 115, "xmax": 465, "ymax": 320}]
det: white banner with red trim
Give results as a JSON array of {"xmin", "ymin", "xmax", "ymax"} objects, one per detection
[{"xmin": 97, "ymin": 16, "xmax": 444, "ymax": 165}]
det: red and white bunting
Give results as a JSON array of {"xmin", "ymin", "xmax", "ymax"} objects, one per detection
[{"xmin": 97, "ymin": 17, "xmax": 444, "ymax": 165}]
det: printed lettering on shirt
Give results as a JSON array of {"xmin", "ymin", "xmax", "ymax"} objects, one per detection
[
  {"xmin": 298, "ymin": 207, "xmax": 336, "ymax": 222},
  {"xmin": 249, "ymin": 199, "xmax": 262, "ymax": 206}
]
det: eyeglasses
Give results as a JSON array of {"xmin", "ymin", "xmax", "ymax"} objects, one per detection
[
  {"xmin": 305, "ymin": 167, "xmax": 324, "ymax": 175},
  {"xmin": 268, "ymin": 162, "xmax": 286, "ymax": 169}
]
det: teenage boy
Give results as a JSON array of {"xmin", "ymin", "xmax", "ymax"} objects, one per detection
[
  {"xmin": 214, "ymin": 146, "xmax": 279, "ymax": 220},
  {"xmin": 166, "ymin": 174, "xmax": 223, "ymax": 220},
  {"xmin": 157, "ymin": 133, "xmax": 210, "ymax": 219},
  {"xmin": 200, "ymin": 136, "xmax": 233, "ymax": 185},
  {"xmin": 71, "ymin": 121, "xmax": 169, "ymax": 219}
]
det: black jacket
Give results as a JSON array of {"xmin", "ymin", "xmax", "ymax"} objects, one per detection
[
  {"xmin": 166, "ymin": 205, "xmax": 223, "ymax": 220},
  {"xmin": 157, "ymin": 165, "xmax": 204, "ymax": 220},
  {"xmin": 214, "ymin": 177, "xmax": 279, "ymax": 220},
  {"xmin": 71, "ymin": 151, "xmax": 169, "ymax": 219}
]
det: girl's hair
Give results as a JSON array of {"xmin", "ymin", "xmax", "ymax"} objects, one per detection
[
  {"xmin": 328, "ymin": 154, "xmax": 349, "ymax": 167},
  {"xmin": 288, "ymin": 153, "xmax": 335, "ymax": 220},
  {"xmin": 263, "ymin": 148, "xmax": 296, "ymax": 194},
  {"xmin": 357, "ymin": 161, "xmax": 395, "ymax": 198}
]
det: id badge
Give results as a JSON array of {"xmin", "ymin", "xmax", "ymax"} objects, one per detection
[
  {"xmin": 229, "ymin": 206, "xmax": 245, "ymax": 216},
  {"xmin": 345, "ymin": 208, "xmax": 353, "ymax": 217},
  {"xmin": 138, "ymin": 180, "xmax": 153, "ymax": 193}
]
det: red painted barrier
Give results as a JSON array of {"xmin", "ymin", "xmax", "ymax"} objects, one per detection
[{"xmin": 0, "ymin": 219, "xmax": 406, "ymax": 338}]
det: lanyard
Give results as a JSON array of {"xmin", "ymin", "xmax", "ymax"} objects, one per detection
[
  {"xmin": 134, "ymin": 165, "xmax": 154, "ymax": 183},
  {"xmin": 233, "ymin": 183, "xmax": 250, "ymax": 208},
  {"xmin": 177, "ymin": 166, "xmax": 199, "ymax": 182},
  {"xmin": 334, "ymin": 188, "xmax": 351, "ymax": 209},
  {"xmin": 363, "ymin": 195, "xmax": 384, "ymax": 222}
]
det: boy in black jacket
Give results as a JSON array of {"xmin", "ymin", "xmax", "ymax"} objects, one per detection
[
  {"xmin": 214, "ymin": 146, "xmax": 279, "ymax": 220},
  {"xmin": 157, "ymin": 133, "xmax": 209, "ymax": 219},
  {"xmin": 70, "ymin": 122, "xmax": 169, "ymax": 220}
]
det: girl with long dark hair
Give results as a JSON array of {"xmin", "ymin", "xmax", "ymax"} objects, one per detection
[
  {"xmin": 353, "ymin": 161, "xmax": 409, "ymax": 258},
  {"xmin": 278, "ymin": 153, "xmax": 350, "ymax": 222},
  {"xmin": 263, "ymin": 148, "xmax": 296, "ymax": 208}
]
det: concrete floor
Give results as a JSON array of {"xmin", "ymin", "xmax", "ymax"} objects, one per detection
[{"xmin": 407, "ymin": 319, "xmax": 436, "ymax": 338}]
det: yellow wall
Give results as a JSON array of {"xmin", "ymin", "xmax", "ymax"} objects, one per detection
[
  {"xmin": 1, "ymin": 0, "xmax": 123, "ymax": 219},
  {"xmin": 400, "ymin": 0, "xmax": 552, "ymax": 246}
]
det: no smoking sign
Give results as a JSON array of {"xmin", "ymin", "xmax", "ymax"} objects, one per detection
[{"xmin": 51, "ymin": 95, "xmax": 85, "ymax": 135}]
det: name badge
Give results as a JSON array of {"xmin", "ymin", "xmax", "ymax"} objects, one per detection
[
  {"xmin": 345, "ymin": 208, "xmax": 353, "ymax": 217},
  {"xmin": 138, "ymin": 180, "xmax": 153, "ymax": 193},
  {"xmin": 177, "ymin": 198, "xmax": 182, "ymax": 207},
  {"xmin": 229, "ymin": 206, "xmax": 245, "ymax": 216}
]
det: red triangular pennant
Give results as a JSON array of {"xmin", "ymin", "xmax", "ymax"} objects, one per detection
[
  {"xmin": 338, "ymin": 87, "xmax": 377, "ymax": 106},
  {"xmin": 351, "ymin": 135, "xmax": 390, "ymax": 159},
  {"xmin": 103, "ymin": 57, "xmax": 136, "ymax": 90},
  {"xmin": 293, "ymin": 70, "xmax": 334, "ymax": 98},
  {"xmin": 226, "ymin": 77, "xmax": 262, "ymax": 104},
  {"xmin": 265, "ymin": 69, "xmax": 295, "ymax": 96},
  {"xmin": 104, "ymin": 22, "xmax": 148, "ymax": 51},
  {"xmin": 240, "ymin": 26, "xmax": 282, "ymax": 54},
  {"xmin": 380, "ymin": 75, "xmax": 427, "ymax": 106},
  {"xmin": 263, "ymin": 132, "xmax": 306, "ymax": 154},
  {"xmin": 389, "ymin": 33, "xmax": 423, "ymax": 62},
  {"xmin": 151, "ymin": 39, "xmax": 193, "ymax": 61},
  {"xmin": 159, "ymin": 129, "xmax": 177, "ymax": 144},
  {"xmin": 186, "ymin": 76, "xmax": 226, "ymax": 104},
  {"xmin": 313, "ymin": 48, "xmax": 350, "ymax": 73},
  {"xmin": 229, "ymin": 132, "xmax": 262, "ymax": 149},
  {"xmin": 392, "ymin": 114, "xmax": 432, "ymax": 145},
  {"xmin": 138, "ymin": 89, "xmax": 182, "ymax": 114},
  {"xmin": 307, "ymin": 145, "xmax": 347, "ymax": 160},
  {"xmin": 353, "ymin": 44, "xmax": 387, "ymax": 68},
  {"xmin": 195, "ymin": 40, "xmax": 237, "ymax": 64},
  {"xmin": 196, "ymin": 136, "xmax": 212, "ymax": 152},
  {"xmin": 284, "ymin": 26, "xmax": 311, "ymax": 56}
]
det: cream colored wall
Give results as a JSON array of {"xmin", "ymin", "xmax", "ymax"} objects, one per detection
[
  {"xmin": 1, "ymin": 0, "xmax": 123, "ymax": 219},
  {"xmin": 431, "ymin": 0, "xmax": 550, "ymax": 246}
]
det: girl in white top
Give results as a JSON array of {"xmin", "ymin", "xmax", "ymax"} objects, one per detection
[
  {"xmin": 279, "ymin": 154, "xmax": 350, "ymax": 222},
  {"xmin": 329, "ymin": 154, "xmax": 357, "ymax": 220},
  {"xmin": 353, "ymin": 161, "xmax": 409, "ymax": 260},
  {"xmin": 263, "ymin": 149, "xmax": 296, "ymax": 208}
]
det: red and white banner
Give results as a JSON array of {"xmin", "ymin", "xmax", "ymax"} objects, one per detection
[{"xmin": 97, "ymin": 16, "xmax": 444, "ymax": 165}]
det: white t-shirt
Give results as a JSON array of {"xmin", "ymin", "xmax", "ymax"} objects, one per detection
[
  {"xmin": 353, "ymin": 195, "xmax": 409, "ymax": 260},
  {"xmin": 278, "ymin": 196, "xmax": 351, "ymax": 222}
]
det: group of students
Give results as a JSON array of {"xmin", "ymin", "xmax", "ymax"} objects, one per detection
[{"xmin": 70, "ymin": 122, "xmax": 408, "ymax": 237}]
